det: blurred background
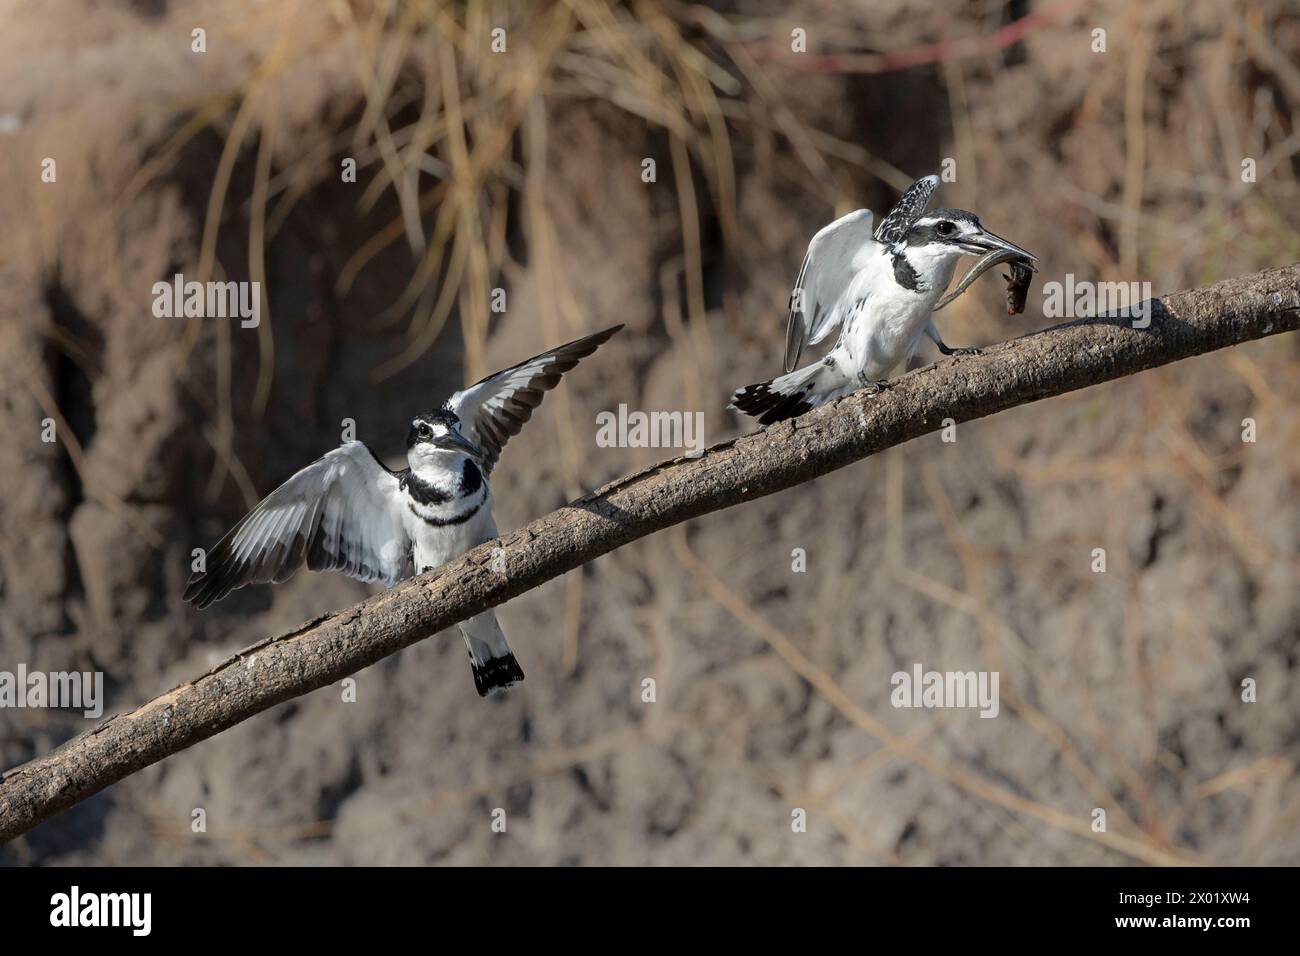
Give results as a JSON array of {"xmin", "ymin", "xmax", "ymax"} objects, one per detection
[{"xmin": 1, "ymin": 0, "xmax": 1298, "ymax": 865}]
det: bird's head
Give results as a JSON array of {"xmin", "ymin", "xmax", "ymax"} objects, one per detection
[
  {"xmin": 901, "ymin": 208, "xmax": 1036, "ymax": 278},
  {"xmin": 406, "ymin": 409, "xmax": 484, "ymax": 469}
]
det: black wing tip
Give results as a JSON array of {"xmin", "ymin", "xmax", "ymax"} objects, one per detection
[
  {"xmin": 525, "ymin": 323, "xmax": 624, "ymax": 378},
  {"xmin": 184, "ymin": 557, "xmax": 243, "ymax": 608},
  {"xmin": 467, "ymin": 324, "xmax": 624, "ymax": 391},
  {"xmin": 564, "ymin": 323, "xmax": 623, "ymax": 354},
  {"xmin": 183, "ymin": 574, "xmax": 222, "ymax": 610},
  {"xmin": 183, "ymin": 529, "xmax": 255, "ymax": 609}
]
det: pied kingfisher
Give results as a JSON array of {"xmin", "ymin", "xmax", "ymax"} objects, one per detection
[
  {"xmin": 185, "ymin": 325, "xmax": 622, "ymax": 696},
  {"xmin": 729, "ymin": 174, "xmax": 1035, "ymax": 425}
]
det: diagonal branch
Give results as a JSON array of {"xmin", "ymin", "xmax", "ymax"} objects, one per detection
[{"xmin": 2, "ymin": 263, "xmax": 1298, "ymax": 843}]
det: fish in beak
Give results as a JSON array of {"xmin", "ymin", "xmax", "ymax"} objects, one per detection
[{"xmin": 935, "ymin": 231, "xmax": 1039, "ymax": 314}]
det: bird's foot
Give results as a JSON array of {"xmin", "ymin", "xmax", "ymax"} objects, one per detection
[
  {"xmin": 855, "ymin": 373, "xmax": 890, "ymax": 394},
  {"xmin": 938, "ymin": 344, "xmax": 981, "ymax": 357}
]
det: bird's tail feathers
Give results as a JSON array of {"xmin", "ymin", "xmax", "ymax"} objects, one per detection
[
  {"xmin": 728, "ymin": 360, "xmax": 855, "ymax": 426},
  {"xmin": 471, "ymin": 653, "xmax": 526, "ymax": 697},
  {"xmin": 461, "ymin": 610, "xmax": 524, "ymax": 697}
]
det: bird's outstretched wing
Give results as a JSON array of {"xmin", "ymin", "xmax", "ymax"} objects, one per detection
[
  {"xmin": 873, "ymin": 174, "xmax": 940, "ymax": 247},
  {"xmin": 783, "ymin": 208, "xmax": 876, "ymax": 372},
  {"xmin": 447, "ymin": 325, "xmax": 623, "ymax": 475},
  {"xmin": 184, "ymin": 441, "xmax": 411, "ymax": 609}
]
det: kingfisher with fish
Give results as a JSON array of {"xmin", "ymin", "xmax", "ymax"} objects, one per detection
[{"xmin": 730, "ymin": 174, "xmax": 1038, "ymax": 425}]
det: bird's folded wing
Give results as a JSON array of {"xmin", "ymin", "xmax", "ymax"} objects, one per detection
[
  {"xmin": 784, "ymin": 208, "xmax": 876, "ymax": 372},
  {"xmin": 184, "ymin": 441, "xmax": 411, "ymax": 609},
  {"xmin": 446, "ymin": 324, "xmax": 623, "ymax": 475}
]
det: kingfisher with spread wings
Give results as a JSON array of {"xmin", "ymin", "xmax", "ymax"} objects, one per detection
[
  {"xmin": 729, "ymin": 175, "xmax": 1035, "ymax": 425},
  {"xmin": 185, "ymin": 325, "xmax": 622, "ymax": 696}
]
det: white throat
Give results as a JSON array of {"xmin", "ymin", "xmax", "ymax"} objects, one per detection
[
  {"xmin": 899, "ymin": 245, "xmax": 962, "ymax": 300},
  {"xmin": 408, "ymin": 448, "xmax": 471, "ymax": 486}
]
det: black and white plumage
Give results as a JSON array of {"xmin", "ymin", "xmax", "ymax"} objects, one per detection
[
  {"xmin": 732, "ymin": 175, "xmax": 1035, "ymax": 426},
  {"xmin": 184, "ymin": 324, "xmax": 623, "ymax": 696}
]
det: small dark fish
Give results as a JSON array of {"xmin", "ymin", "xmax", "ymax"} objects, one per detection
[
  {"xmin": 1003, "ymin": 261, "xmax": 1033, "ymax": 315},
  {"xmin": 934, "ymin": 248, "xmax": 1025, "ymax": 311},
  {"xmin": 933, "ymin": 248, "xmax": 1037, "ymax": 313}
]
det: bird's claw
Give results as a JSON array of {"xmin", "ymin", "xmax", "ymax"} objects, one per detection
[
  {"xmin": 856, "ymin": 374, "xmax": 889, "ymax": 394},
  {"xmin": 935, "ymin": 343, "xmax": 981, "ymax": 357}
]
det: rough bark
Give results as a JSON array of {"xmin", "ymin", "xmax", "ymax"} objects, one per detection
[{"xmin": 2, "ymin": 263, "xmax": 1297, "ymax": 843}]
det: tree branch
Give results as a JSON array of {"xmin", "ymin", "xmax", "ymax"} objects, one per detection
[{"xmin": 3, "ymin": 263, "xmax": 1297, "ymax": 843}]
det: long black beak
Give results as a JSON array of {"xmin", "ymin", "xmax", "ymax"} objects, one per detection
[
  {"xmin": 433, "ymin": 431, "xmax": 486, "ymax": 461},
  {"xmin": 963, "ymin": 227, "xmax": 1037, "ymax": 262}
]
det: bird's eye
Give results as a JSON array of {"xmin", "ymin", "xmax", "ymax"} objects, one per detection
[
  {"xmin": 936, "ymin": 221, "xmax": 956, "ymax": 236},
  {"xmin": 418, "ymin": 424, "xmax": 432, "ymax": 438}
]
